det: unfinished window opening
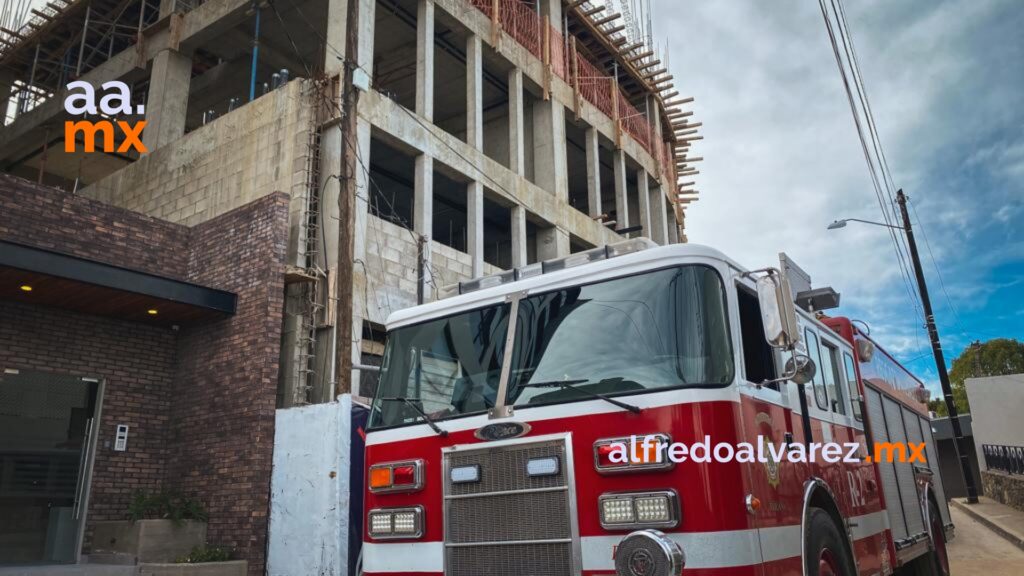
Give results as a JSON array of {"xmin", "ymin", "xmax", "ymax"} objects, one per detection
[
  {"xmin": 185, "ymin": 0, "xmax": 326, "ymax": 133},
  {"xmin": 374, "ymin": 0, "xmax": 418, "ymax": 111},
  {"xmin": 481, "ymin": 47, "xmax": 511, "ymax": 168},
  {"xmin": 432, "ymin": 168, "xmax": 469, "ymax": 252},
  {"xmin": 565, "ymin": 119, "xmax": 589, "ymax": 216},
  {"xmin": 525, "ymin": 219, "xmax": 539, "ymax": 264},
  {"xmin": 360, "ymin": 321, "xmax": 387, "ymax": 398},
  {"xmin": 570, "ymin": 234, "xmax": 594, "ymax": 254},
  {"xmin": 626, "ymin": 165, "xmax": 640, "ymax": 230},
  {"xmin": 368, "ymin": 138, "xmax": 416, "ymax": 229},
  {"xmin": 483, "ymin": 196, "xmax": 513, "ymax": 270},
  {"xmin": 432, "ymin": 20, "xmax": 467, "ymax": 141}
]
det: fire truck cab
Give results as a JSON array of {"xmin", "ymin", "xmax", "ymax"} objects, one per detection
[{"xmin": 361, "ymin": 239, "xmax": 953, "ymax": 576}]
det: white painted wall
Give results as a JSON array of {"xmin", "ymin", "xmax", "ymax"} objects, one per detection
[
  {"xmin": 267, "ymin": 396, "xmax": 354, "ymax": 576},
  {"xmin": 965, "ymin": 374, "xmax": 1024, "ymax": 469}
]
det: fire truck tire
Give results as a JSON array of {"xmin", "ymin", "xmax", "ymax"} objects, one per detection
[
  {"xmin": 927, "ymin": 499, "xmax": 951, "ymax": 576},
  {"xmin": 806, "ymin": 508, "xmax": 856, "ymax": 576}
]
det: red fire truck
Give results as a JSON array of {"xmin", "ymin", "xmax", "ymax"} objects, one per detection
[{"xmin": 359, "ymin": 239, "xmax": 953, "ymax": 576}]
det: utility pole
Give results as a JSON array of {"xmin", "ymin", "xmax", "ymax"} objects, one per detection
[
  {"xmin": 896, "ymin": 189, "xmax": 979, "ymax": 503},
  {"xmin": 334, "ymin": 0, "xmax": 361, "ymax": 395}
]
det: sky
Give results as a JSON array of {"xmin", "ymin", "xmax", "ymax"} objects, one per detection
[{"xmin": 652, "ymin": 0, "xmax": 1024, "ymax": 394}]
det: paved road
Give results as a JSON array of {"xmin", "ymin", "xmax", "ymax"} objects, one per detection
[{"xmin": 948, "ymin": 504, "xmax": 1024, "ymax": 575}]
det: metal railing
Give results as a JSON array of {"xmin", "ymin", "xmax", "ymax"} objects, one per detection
[{"xmin": 983, "ymin": 444, "xmax": 1024, "ymax": 475}]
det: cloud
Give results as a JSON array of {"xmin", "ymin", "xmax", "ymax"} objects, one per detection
[{"xmin": 654, "ymin": 0, "xmax": 1024, "ymax": 369}]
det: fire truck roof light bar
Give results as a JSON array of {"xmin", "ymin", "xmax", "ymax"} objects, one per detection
[{"xmin": 443, "ymin": 238, "xmax": 658, "ymax": 299}]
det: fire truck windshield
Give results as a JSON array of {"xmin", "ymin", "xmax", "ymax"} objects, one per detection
[{"xmin": 368, "ymin": 265, "xmax": 733, "ymax": 430}]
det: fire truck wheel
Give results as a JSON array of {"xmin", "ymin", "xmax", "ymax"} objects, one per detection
[
  {"xmin": 806, "ymin": 508, "xmax": 856, "ymax": 576},
  {"xmin": 928, "ymin": 499, "xmax": 950, "ymax": 576}
]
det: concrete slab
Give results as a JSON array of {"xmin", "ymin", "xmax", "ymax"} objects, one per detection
[{"xmin": 951, "ymin": 496, "xmax": 1024, "ymax": 551}]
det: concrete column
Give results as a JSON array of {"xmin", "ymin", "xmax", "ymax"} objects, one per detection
[
  {"xmin": 585, "ymin": 127, "xmax": 602, "ymax": 218},
  {"xmin": 416, "ymin": 0, "xmax": 434, "ymax": 121},
  {"xmin": 650, "ymin": 185, "xmax": 668, "ymax": 245},
  {"xmin": 533, "ymin": 99, "xmax": 568, "ymax": 200},
  {"xmin": 467, "ymin": 181, "xmax": 484, "ymax": 277},
  {"xmin": 667, "ymin": 203, "xmax": 679, "ymax": 244},
  {"xmin": 511, "ymin": 204, "xmax": 527, "ymax": 267},
  {"xmin": 637, "ymin": 172, "xmax": 651, "ymax": 240},
  {"xmin": 539, "ymin": 0, "xmax": 563, "ymax": 25},
  {"xmin": 508, "ymin": 68, "xmax": 525, "ymax": 175},
  {"xmin": 537, "ymin": 226, "xmax": 569, "ymax": 260},
  {"xmin": 143, "ymin": 49, "xmax": 191, "ymax": 152},
  {"xmin": 612, "ymin": 150, "xmax": 628, "ymax": 230},
  {"xmin": 467, "ymin": 34, "xmax": 483, "ymax": 151},
  {"xmin": 414, "ymin": 154, "xmax": 434, "ymax": 297}
]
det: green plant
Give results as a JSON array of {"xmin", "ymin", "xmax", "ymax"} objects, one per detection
[
  {"xmin": 174, "ymin": 545, "xmax": 232, "ymax": 564},
  {"xmin": 127, "ymin": 490, "xmax": 208, "ymax": 524}
]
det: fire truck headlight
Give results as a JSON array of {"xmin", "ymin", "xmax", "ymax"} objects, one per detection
[
  {"xmin": 599, "ymin": 491, "xmax": 679, "ymax": 529},
  {"xmin": 601, "ymin": 497, "xmax": 636, "ymax": 525},
  {"xmin": 614, "ymin": 529, "xmax": 685, "ymax": 576},
  {"xmin": 367, "ymin": 506, "xmax": 424, "ymax": 539}
]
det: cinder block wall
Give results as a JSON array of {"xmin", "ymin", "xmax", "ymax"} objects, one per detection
[
  {"xmin": 80, "ymin": 80, "xmax": 314, "ymax": 266},
  {"xmin": 363, "ymin": 215, "xmax": 501, "ymax": 325}
]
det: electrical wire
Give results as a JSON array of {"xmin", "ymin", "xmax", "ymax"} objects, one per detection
[{"xmin": 817, "ymin": 0, "xmax": 927, "ymax": 352}]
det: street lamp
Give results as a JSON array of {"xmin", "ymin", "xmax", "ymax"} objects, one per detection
[
  {"xmin": 829, "ymin": 189, "xmax": 979, "ymax": 504},
  {"xmin": 827, "ymin": 218, "xmax": 905, "ymax": 231}
]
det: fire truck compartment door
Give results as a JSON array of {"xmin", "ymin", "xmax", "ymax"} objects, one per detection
[{"xmin": 864, "ymin": 386, "xmax": 928, "ymax": 544}]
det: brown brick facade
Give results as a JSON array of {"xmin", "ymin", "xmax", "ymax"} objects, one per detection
[
  {"xmin": 0, "ymin": 176, "xmax": 288, "ymax": 575},
  {"xmin": 167, "ymin": 192, "xmax": 289, "ymax": 575}
]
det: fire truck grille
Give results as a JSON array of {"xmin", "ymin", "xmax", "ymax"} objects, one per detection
[{"xmin": 444, "ymin": 438, "xmax": 576, "ymax": 575}]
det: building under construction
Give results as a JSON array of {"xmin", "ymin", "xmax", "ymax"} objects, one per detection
[{"xmin": 0, "ymin": 0, "xmax": 700, "ymax": 572}]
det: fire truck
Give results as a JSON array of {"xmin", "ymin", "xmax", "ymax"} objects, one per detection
[{"xmin": 359, "ymin": 239, "xmax": 954, "ymax": 576}]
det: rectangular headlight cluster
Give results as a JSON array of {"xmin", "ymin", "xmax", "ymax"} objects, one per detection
[
  {"xmin": 368, "ymin": 459, "xmax": 424, "ymax": 493},
  {"xmin": 594, "ymin": 434, "xmax": 674, "ymax": 474},
  {"xmin": 367, "ymin": 506, "xmax": 424, "ymax": 540},
  {"xmin": 598, "ymin": 490, "xmax": 679, "ymax": 529}
]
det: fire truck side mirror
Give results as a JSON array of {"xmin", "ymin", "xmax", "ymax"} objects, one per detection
[
  {"xmin": 785, "ymin": 354, "xmax": 817, "ymax": 386},
  {"xmin": 755, "ymin": 273, "xmax": 800, "ymax": 351}
]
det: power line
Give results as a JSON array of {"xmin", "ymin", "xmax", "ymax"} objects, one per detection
[{"xmin": 817, "ymin": 0, "xmax": 925, "ymax": 338}]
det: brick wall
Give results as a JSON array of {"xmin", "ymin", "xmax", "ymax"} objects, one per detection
[
  {"xmin": 0, "ymin": 174, "xmax": 190, "ymax": 280},
  {"xmin": 1, "ymin": 177, "xmax": 289, "ymax": 575},
  {"xmin": 0, "ymin": 301, "xmax": 177, "ymax": 551},
  {"xmin": 166, "ymin": 192, "xmax": 290, "ymax": 576}
]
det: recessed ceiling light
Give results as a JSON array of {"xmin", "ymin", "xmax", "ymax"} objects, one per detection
[
  {"xmin": 19, "ymin": 285, "xmax": 32, "ymax": 292},
  {"xmin": 147, "ymin": 309, "xmax": 158, "ymax": 315}
]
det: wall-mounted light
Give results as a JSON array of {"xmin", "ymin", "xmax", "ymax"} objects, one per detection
[
  {"xmin": 19, "ymin": 285, "xmax": 32, "ymax": 292},
  {"xmin": 147, "ymin": 309, "xmax": 158, "ymax": 315}
]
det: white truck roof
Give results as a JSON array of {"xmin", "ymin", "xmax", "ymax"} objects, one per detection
[{"xmin": 386, "ymin": 242, "xmax": 747, "ymax": 330}]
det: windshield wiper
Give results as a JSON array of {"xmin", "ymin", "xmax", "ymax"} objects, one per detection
[
  {"xmin": 378, "ymin": 397, "xmax": 449, "ymax": 437},
  {"xmin": 520, "ymin": 378, "xmax": 642, "ymax": 414}
]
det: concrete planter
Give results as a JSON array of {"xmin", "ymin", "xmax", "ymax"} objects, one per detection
[
  {"xmin": 92, "ymin": 519, "xmax": 207, "ymax": 563},
  {"xmin": 138, "ymin": 560, "xmax": 248, "ymax": 576}
]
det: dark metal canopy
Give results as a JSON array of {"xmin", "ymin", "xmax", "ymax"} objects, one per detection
[{"xmin": 0, "ymin": 239, "xmax": 236, "ymax": 325}]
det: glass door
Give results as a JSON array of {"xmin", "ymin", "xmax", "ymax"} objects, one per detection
[{"xmin": 0, "ymin": 370, "xmax": 98, "ymax": 565}]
